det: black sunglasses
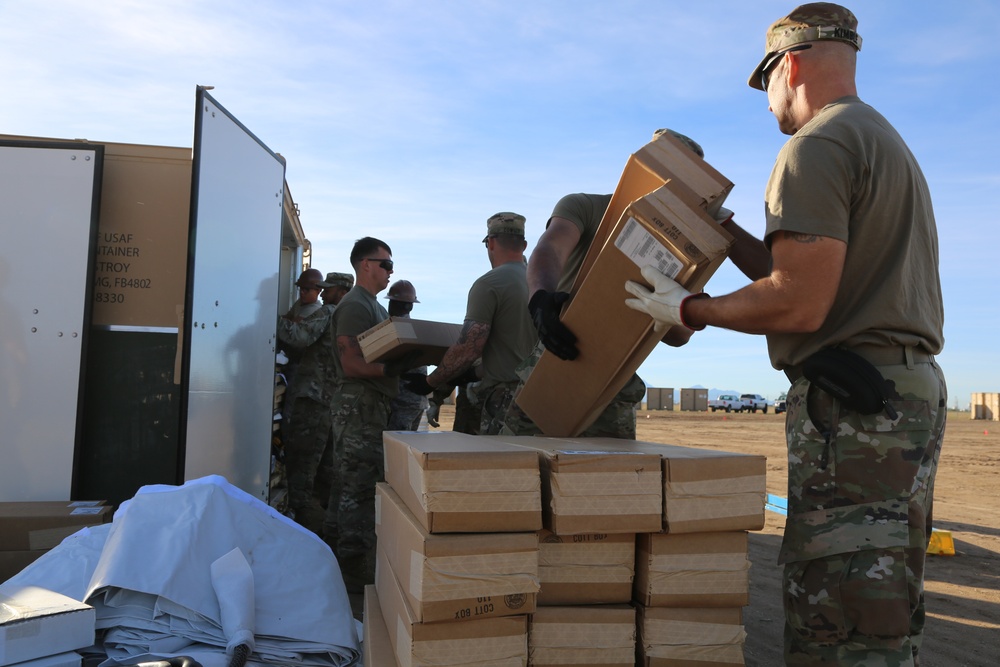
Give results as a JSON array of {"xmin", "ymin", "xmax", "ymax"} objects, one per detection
[
  {"xmin": 761, "ymin": 43, "xmax": 812, "ymax": 91},
  {"xmin": 363, "ymin": 257, "xmax": 394, "ymax": 271}
]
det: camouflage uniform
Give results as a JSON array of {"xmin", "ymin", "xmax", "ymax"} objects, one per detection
[
  {"xmin": 387, "ymin": 365, "xmax": 428, "ymax": 431},
  {"xmin": 275, "ymin": 304, "xmax": 337, "ymax": 531},
  {"xmin": 498, "ymin": 341, "xmax": 643, "ymax": 439},
  {"xmin": 781, "ymin": 355, "xmax": 946, "ymax": 666},
  {"xmin": 451, "ymin": 383, "xmax": 482, "ymax": 435}
]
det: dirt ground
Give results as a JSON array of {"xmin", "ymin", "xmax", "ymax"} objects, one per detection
[{"xmin": 358, "ymin": 407, "xmax": 999, "ymax": 666}]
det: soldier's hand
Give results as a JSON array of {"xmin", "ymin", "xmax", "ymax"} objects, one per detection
[
  {"xmin": 624, "ymin": 265, "xmax": 704, "ymax": 333},
  {"xmin": 383, "ymin": 350, "xmax": 423, "ymax": 377},
  {"xmin": 528, "ymin": 290, "xmax": 579, "ymax": 361},
  {"xmin": 450, "ymin": 366, "xmax": 480, "ymax": 387},
  {"xmin": 401, "ymin": 372, "xmax": 433, "ymax": 396},
  {"xmin": 426, "ymin": 402, "xmax": 440, "ymax": 428}
]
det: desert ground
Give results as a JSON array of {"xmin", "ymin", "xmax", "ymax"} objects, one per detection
[{"xmin": 357, "ymin": 407, "xmax": 999, "ymax": 666}]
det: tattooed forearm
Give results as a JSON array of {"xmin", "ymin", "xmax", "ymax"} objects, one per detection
[{"xmin": 430, "ymin": 321, "xmax": 490, "ymax": 385}]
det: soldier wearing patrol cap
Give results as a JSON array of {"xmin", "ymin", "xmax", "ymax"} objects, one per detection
[
  {"xmin": 624, "ymin": 5, "xmax": 946, "ymax": 664},
  {"xmin": 405, "ymin": 212, "xmax": 536, "ymax": 435},
  {"xmin": 317, "ymin": 271, "xmax": 354, "ymax": 306}
]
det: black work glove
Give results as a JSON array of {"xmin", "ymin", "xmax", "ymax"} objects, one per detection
[
  {"xmin": 449, "ymin": 366, "xmax": 480, "ymax": 387},
  {"xmin": 528, "ymin": 290, "xmax": 579, "ymax": 361},
  {"xmin": 383, "ymin": 350, "xmax": 423, "ymax": 377},
  {"xmin": 401, "ymin": 372, "xmax": 434, "ymax": 396}
]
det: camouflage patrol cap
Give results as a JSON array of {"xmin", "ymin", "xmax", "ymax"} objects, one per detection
[
  {"xmin": 748, "ymin": 3, "xmax": 862, "ymax": 91},
  {"xmin": 483, "ymin": 212, "xmax": 526, "ymax": 242},
  {"xmin": 316, "ymin": 272, "xmax": 354, "ymax": 289},
  {"xmin": 651, "ymin": 129, "xmax": 704, "ymax": 158}
]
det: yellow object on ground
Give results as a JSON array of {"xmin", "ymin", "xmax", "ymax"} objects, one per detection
[{"xmin": 927, "ymin": 529, "xmax": 956, "ymax": 556}]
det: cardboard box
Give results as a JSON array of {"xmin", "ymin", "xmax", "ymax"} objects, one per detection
[
  {"xmin": 516, "ymin": 180, "xmax": 734, "ymax": 437},
  {"xmin": 537, "ymin": 530, "xmax": 634, "ymax": 606},
  {"xmin": 634, "ymin": 532, "xmax": 749, "ymax": 608},
  {"xmin": 0, "ymin": 586, "xmax": 95, "ymax": 667},
  {"xmin": 375, "ymin": 483, "xmax": 538, "ymax": 623},
  {"xmin": 358, "ymin": 317, "xmax": 463, "ymax": 366},
  {"xmin": 529, "ymin": 605, "xmax": 635, "ymax": 667},
  {"xmin": 629, "ymin": 441, "xmax": 766, "ymax": 533},
  {"xmin": 572, "ymin": 132, "xmax": 734, "ymax": 294},
  {"xmin": 0, "ymin": 551, "xmax": 46, "ymax": 585},
  {"xmin": 382, "ymin": 431, "xmax": 541, "ymax": 533},
  {"xmin": 637, "ymin": 606, "xmax": 745, "ymax": 667},
  {"xmin": 7, "ymin": 654, "xmax": 81, "ymax": 667},
  {"xmin": 0, "ymin": 502, "xmax": 111, "ymax": 552},
  {"xmin": 375, "ymin": 548, "xmax": 528, "ymax": 666},
  {"xmin": 363, "ymin": 585, "xmax": 397, "ymax": 667},
  {"xmin": 490, "ymin": 435, "xmax": 662, "ymax": 535}
]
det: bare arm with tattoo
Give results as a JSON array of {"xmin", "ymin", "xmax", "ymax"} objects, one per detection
[
  {"xmin": 426, "ymin": 320, "xmax": 490, "ymax": 388},
  {"xmin": 338, "ymin": 334, "xmax": 389, "ymax": 379}
]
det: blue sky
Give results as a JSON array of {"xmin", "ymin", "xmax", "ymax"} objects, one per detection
[{"xmin": 2, "ymin": 1, "xmax": 997, "ymax": 407}]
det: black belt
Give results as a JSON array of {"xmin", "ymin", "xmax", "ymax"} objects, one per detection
[{"xmin": 785, "ymin": 344, "xmax": 933, "ymax": 383}]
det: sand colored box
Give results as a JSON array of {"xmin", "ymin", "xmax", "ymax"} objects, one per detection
[
  {"xmin": 358, "ymin": 317, "xmax": 463, "ymax": 366},
  {"xmin": 637, "ymin": 605, "xmax": 745, "ymax": 666},
  {"xmin": 362, "ymin": 585, "xmax": 397, "ymax": 667},
  {"xmin": 375, "ymin": 483, "xmax": 538, "ymax": 623},
  {"xmin": 382, "ymin": 431, "xmax": 542, "ymax": 533},
  {"xmin": 536, "ymin": 530, "xmax": 635, "ymax": 606},
  {"xmin": 0, "ymin": 502, "xmax": 111, "ymax": 552},
  {"xmin": 634, "ymin": 531, "xmax": 750, "ymax": 608},
  {"xmin": 529, "ymin": 605, "xmax": 636, "ymax": 667}
]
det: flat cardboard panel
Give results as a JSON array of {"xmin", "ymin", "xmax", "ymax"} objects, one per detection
[
  {"xmin": 537, "ymin": 530, "xmax": 635, "ymax": 606},
  {"xmin": 0, "ymin": 587, "xmax": 95, "ymax": 666},
  {"xmin": 0, "ymin": 552, "xmax": 44, "ymax": 586},
  {"xmin": 374, "ymin": 548, "xmax": 528, "ymax": 666},
  {"xmin": 637, "ymin": 606, "xmax": 745, "ymax": 667},
  {"xmin": 382, "ymin": 431, "xmax": 541, "ymax": 533},
  {"xmin": 6, "ymin": 653, "xmax": 81, "ymax": 667},
  {"xmin": 375, "ymin": 483, "xmax": 538, "ymax": 623},
  {"xmin": 358, "ymin": 317, "xmax": 463, "ymax": 366},
  {"xmin": 529, "ymin": 605, "xmax": 635, "ymax": 667},
  {"xmin": 516, "ymin": 181, "xmax": 733, "ymax": 437},
  {"xmin": 488, "ymin": 436, "xmax": 662, "ymax": 535},
  {"xmin": 634, "ymin": 532, "xmax": 749, "ymax": 608},
  {"xmin": 363, "ymin": 585, "xmax": 397, "ymax": 667},
  {"xmin": 0, "ymin": 502, "xmax": 111, "ymax": 551}
]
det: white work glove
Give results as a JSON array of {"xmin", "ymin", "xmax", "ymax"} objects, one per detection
[
  {"xmin": 426, "ymin": 402, "xmax": 440, "ymax": 428},
  {"xmin": 625, "ymin": 265, "xmax": 705, "ymax": 333},
  {"xmin": 713, "ymin": 206, "xmax": 734, "ymax": 226}
]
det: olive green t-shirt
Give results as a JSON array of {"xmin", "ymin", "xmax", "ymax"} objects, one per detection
[
  {"xmin": 331, "ymin": 285, "xmax": 397, "ymax": 398},
  {"xmin": 465, "ymin": 261, "xmax": 536, "ymax": 387},
  {"xmin": 763, "ymin": 96, "xmax": 944, "ymax": 369},
  {"xmin": 549, "ymin": 193, "xmax": 613, "ymax": 294}
]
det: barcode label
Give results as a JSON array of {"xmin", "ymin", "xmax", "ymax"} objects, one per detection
[{"xmin": 614, "ymin": 217, "xmax": 683, "ymax": 278}]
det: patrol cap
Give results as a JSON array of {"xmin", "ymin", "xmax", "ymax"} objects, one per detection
[
  {"xmin": 748, "ymin": 3, "xmax": 862, "ymax": 91},
  {"xmin": 385, "ymin": 279, "xmax": 419, "ymax": 303},
  {"xmin": 651, "ymin": 129, "xmax": 704, "ymax": 158},
  {"xmin": 483, "ymin": 212, "xmax": 526, "ymax": 243},
  {"xmin": 317, "ymin": 272, "xmax": 354, "ymax": 289},
  {"xmin": 295, "ymin": 268, "xmax": 324, "ymax": 287}
]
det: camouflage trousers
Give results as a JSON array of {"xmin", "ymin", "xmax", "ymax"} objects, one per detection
[
  {"xmin": 780, "ymin": 356, "xmax": 947, "ymax": 666},
  {"xmin": 477, "ymin": 380, "xmax": 520, "ymax": 435},
  {"xmin": 499, "ymin": 341, "xmax": 643, "ymax": 439},
  {"xmin": 281, "ymin": 396, "xmax": 332, "ymax": 520},
  {"xmin": 387, "ymin": 387, "xmax": 427, "ymax": 431},
  {"xmin": 322, "ymin": 383, "xmax": 391, "ymax": 563},
  {"xmin": 452, "ymin": 383, "xmax": 483, "ymax": 435}
]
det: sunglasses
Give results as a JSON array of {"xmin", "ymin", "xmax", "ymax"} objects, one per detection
[
  {"xmin": 363, "ymin": 257, "xmax": 394, "ymax": 271},
  {"xmin": 761, "ymin": 43, "xmax": 812, "ymax": 91}
]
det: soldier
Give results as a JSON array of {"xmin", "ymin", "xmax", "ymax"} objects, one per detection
[
  {"xmin": 498, "ymin": 131, "xmax": 700, "ymax": 439},
  {"xmin": 385, "ymin": 280, "xmax": 429, "ymax": 431},
  {"xmin": 324, "ymin": 237, "xmax": 419, "ymax": 592},
  {"xmin": 318, "ymin": 271, "xmax": 354, "ymax": 306},
  {"xmin": 625, "ymin": 5, "xmax": 947, "ymax": 664},
  {"xmin": 406, "ymin": 213, "xmax": 536, "ymax": 435}
]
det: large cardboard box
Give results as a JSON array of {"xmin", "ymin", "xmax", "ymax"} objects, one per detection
[
  {"xmin": 6, "ymin": 654, "xmax": 81, "ymax": 667},
  {"xmin": 375, "ymin": 548, "xmax": 528, "ymax": 666},
  {"xmin": 0, "ymin": 587, "xmax": 95, "ymax": 667},
  {"xmin": 537, "ymin": 530, "xmax": 634, "ymax": 606},
  {"xmin": 490, "ymin": 436, "xmax": 662, "ymax": 535},
  {"xmin": 358, "ymin": 317, "xmax": 463, "ymax": 366},
  {"xmin": 634, "ymin": 532, "xmax": 750, "ymax": 608},
  {"xmin": 637, "ymin": 606, "xmax": 745, "ymax": 667},
  {"xmin": 375, "ymin": 483, "xmax": 538, "ymax": 623},
  {"xmin": 0, "ymin": 552, "xmax": 46, "ymax": 585},
  {"xmin": 382, "ymin": 431, "xmax": 541, "ymax": 533},
  {"xmin": 516, "ymin": 180, "xmax": 734, "ymax": 437},
  {"xmin": 629, "ymin": 442, "xmax": 766, "ymax": 533},
  {"xmin": 528, "ymin": 605, "xmax": 636, "ymax": 667},
  {"xmin": 363, "ymin": 585, "xmax": 397, "ymax": 667},
  {"xmin": 0, "ymin": 502, "xmax": 111, "ymax": 552}
]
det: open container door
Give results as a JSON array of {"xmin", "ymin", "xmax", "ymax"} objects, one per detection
[
  {"xmin": 0, "ymin": 140, "xmax": 102, "ymax": 501},
  {"xmin": 180, "ymin": 88, "xmax": 286, "ymax": 501}
]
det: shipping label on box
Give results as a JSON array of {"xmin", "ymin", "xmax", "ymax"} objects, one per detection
[
  {"xmin": 382, "ymin": 431, "xmax": 541, "ymax": 533},
  {"xmin": 0, "ymin": 502, "xmax": 112, "ymax": 552},
  {"xmin": 634, "ymin": 532, "xmax": 749, "ymax": 608},
  {"xmin": 637, "ymin": 606, "xmax": 745, "ymax": 667},
  {"xmin": 529, "ymin": 605, "xmax": 636, "ymax": 667},
  {"xmin": 358, "ymin": 317, "xmax": 463, "ymax": 366},
  {"xmin": 537, "ymin": 530, "xmax": 635, "ymax": 606},
  {"xmin": 375, "ymin": 483, "xmax": 538, "ymax": 623},
  {"xmin": 490, "ymin": 436, "xmax": 662, "ymax": 535},
  {"xmin": 516, "ymin": 181, "xmax": 733, "ymax": 437},
  {"xmin": 374, "ymin": 548, "xmax": 528, "ymax": 667}
]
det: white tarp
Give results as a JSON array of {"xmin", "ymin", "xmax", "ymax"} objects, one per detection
[{"xmin": 0, "ymin": 476, "xmax": 360, "ymax": 667}]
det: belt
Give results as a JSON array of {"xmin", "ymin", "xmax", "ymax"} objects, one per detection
[{"xmin": 785, "ymin": 344, "xmax": 933, "ymax": 383}]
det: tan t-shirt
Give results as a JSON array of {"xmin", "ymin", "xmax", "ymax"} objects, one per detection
[
  {"xmin": 331, "ymin": 285, "xmax": 397, "ymax": 398},
  {"xmin": 465, "ymin": 260, "xmax": 536, "ymax": 387}
]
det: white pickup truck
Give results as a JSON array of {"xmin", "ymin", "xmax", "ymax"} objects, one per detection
[
  {"xmin": 740, "ymin": 393, "xmax": 769, "ymax": 413},
  {"xmin": 708, "ymin": 394, "xmax": 744, "ymax": 412}
]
